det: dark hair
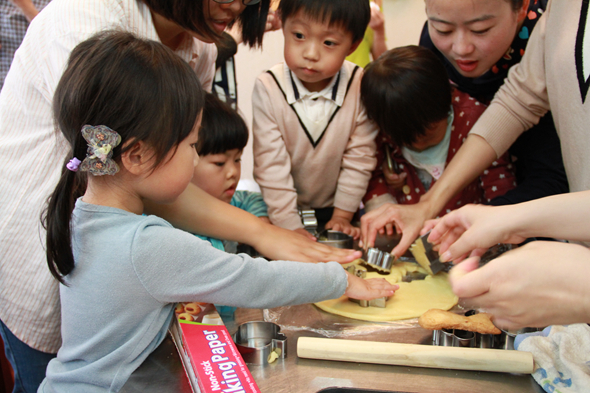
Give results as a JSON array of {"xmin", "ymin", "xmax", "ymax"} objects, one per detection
[
  {"xmin": 197, "ymin": 93, "xmax": 249, "ymax": 156},
  {"xmin": 278, "ymin": 0, "xmax": 370, "ymax": 43},
  {"xmin": 141, "ymin": 0, "xmax": 270, "ymax": 47},
  {"xmin": 44, "ymin": 30, "xmax": 205, "ymax": 284},
  {"xmin": 361, "ymin": 45, "xmax": 451, "ymax": 147}
]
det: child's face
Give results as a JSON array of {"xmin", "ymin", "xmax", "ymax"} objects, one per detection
[
  {"xmin": 425, "ymin": 0, "xmax": 527, "ymax": 78},
  {"xmin": 406, "ymin": 118, "xmax": 447, "ymax": 152},
  {"xmin": 283, "ymin": 11, "xmax": 359, "ymax": 92},
  {"xmin": 147, "ymin": 119, "xmax": 201, "ymax": 203},
  {"xmin": 191, "ymin": 148, "xmax": 242, "ymax": 204}
]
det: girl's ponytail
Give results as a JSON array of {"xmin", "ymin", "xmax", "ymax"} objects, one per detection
[{"xmin": 43, "ymin": 148, "xmax": 87, "ymax": 284}]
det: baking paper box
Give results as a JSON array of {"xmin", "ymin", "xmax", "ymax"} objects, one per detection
[{"xmin": 170, "ymin": 304, "xmax": 260, "ymax": 393}]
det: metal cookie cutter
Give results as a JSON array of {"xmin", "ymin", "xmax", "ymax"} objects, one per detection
[
  {"xmin": 299, "ymin": 209, "xmax": 318, "ymax": 232},
  {"xmin": 232, "ymin": 321, "xmax": 287, "ymax": 365},
  {"xmin": 363, "ymin": 247, "xmax": 395, "ymax": 273},
  {"xmin": 431, "ymin": 310, "xmax": 543, "ymax": 350},
  {"xmin": 349, "ymin": 296, "xmax": 389, "ymax": 308},
  {"xmin": 433, "ymin": 328, "xmax": 476, "ymax": 348}
]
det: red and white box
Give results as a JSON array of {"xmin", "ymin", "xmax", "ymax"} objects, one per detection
[{"xmin": 169, "ymin": 303, "xmax": 261, "ymax": 393}]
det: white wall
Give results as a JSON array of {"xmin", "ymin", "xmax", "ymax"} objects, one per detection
[{"xmin": 235, "ymin": 0, "xmax": 427, "ymax": 181}]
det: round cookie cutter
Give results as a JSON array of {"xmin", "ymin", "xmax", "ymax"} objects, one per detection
[
  {"xmin": 317, "ymin": 230, "xmax": 354, "ymax": 249},
  {"xmin": 232, "ymin": 321, "xmax": 287, "ymax": 365},
  {"xmin": 364, "ymin": 247, "xmax": 394, "ymax": 272},
  {"xmin": 431, "ymin": 310, "xmax": 544, "ymax": 349}
]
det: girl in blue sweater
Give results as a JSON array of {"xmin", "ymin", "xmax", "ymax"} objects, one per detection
[{"xmin": 40, "ymin": 30, "xmax": 396, "ymax": 392}]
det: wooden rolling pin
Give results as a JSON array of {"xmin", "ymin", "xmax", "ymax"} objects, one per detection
[{"xmin": 297, "ymin": 337, "xmax": 534, "ymax": 374}]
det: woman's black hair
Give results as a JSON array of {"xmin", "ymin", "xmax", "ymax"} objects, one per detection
[
  {"xmin": 278, "ymin": 0, "xmax": 370, "ymax": 43},
  {"xmin": 141, "ymin": 0, "xmax": 270, "ymax": 47},
  {"xmin": 197, "ymin": 93, "xmax": 249, "ymax": 156},
  {"xmin": 43, "ymin": 30, "xmax": 205, "ymax": 284},
  {"xmin": 361, "ymin": 45, "xmax": 451, "ymax": 147}
]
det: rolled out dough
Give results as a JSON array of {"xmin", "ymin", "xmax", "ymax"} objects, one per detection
[{"xmin": 314, "ymin": 261, "xmax": 458, "ymax": 322}]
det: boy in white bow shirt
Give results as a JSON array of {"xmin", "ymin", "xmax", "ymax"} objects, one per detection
[{"xmin": 252, "ymin": 0, "xmax": 377, "ymax": 240}]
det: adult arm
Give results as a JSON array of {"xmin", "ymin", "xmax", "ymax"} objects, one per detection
[
  {"xmin": 361, "ymin": 8, "xmax": 552, "ymax": 255},
  {"xmin": 448, "ymin": 241, "xmax": 590, "ymax": 330},
  {"xmin": 10, "ymin": 0, "xmax": 40, "ymax": 22},
  {"xmin": 145, "ymin": 183, "xmax": 361, "ymax": 263},
  {"xmin": 427, "ymin": 190, "xmax": 590, "ymax": 263},
  {"xmin": 231, "ymin": 190, "xmax": 268, "ymax": 218}
]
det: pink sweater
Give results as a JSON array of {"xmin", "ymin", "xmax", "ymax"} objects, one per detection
[
  {"xmin": 470, "ymin": 0, "xmax": 589, "ymax": 193},
  {"xmin": 252, "ymin": 61, "xmax": 378, "ymax": 230}
]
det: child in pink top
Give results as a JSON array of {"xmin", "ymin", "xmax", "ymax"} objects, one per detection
[{"xmin": 252, "ymin": 0, "xmax": 377, "ymax": 240}]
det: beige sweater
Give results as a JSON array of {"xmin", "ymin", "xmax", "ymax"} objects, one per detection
[
  {"xmin": 470, "ymin": 0, "xmax": 590, "ymax": 193},
  {"xmin": 252, "ymin": 61, "xmax": 378, "ymax": 230}
]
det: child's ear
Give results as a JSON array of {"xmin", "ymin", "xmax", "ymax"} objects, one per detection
[
  {"xmin": 516, "ymin": 0, "xmax": 530, "ymax": 24},
  {"xmin": 348, "ymin": 39, "xmax": 363, "ymax": 56},
  {"xmin": 120, "ymin": 140, "xmax": 152, "ymax": 175}
]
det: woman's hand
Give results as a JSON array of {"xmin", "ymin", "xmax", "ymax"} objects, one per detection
[
  {"xmin": 344, "ymin": 272, "xmax": 398, "ymax": 300},
  {"xmin": 254, "ymin": 225, "xmax": 362, "ymax": 264},
  {"xmin": 427, "ymin": 204, "xmax": 526, "ymax": 262},
  {"xmin": 360, "ymin": 201, "xmax": 432, "ymax": 258},
  {"xmin": 449, "ymin": 241, "xmax": 590, "ymax": 330}
]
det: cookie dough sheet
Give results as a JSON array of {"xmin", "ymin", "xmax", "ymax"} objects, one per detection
[{"xmin": 314, "ymin": 262, "xmax": 458, "ymax": 322}]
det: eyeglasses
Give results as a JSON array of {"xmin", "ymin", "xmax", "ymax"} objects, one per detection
[{"xmin": 212, "ymin": 0, "xmax": 261, "ymax": 5}]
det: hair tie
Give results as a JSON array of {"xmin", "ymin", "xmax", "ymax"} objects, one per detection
[{"xmin": 66, "ymin": 158, "xmax": 81, "ymax": 172}]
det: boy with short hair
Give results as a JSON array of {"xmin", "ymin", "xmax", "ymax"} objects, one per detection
[
  {"xmin": 252, "ymin": 0, "xmax": 376, "ymax": 239},
  {"xmin": 360, "ymin": 45, "xmax": 516, "ymax": 215}
]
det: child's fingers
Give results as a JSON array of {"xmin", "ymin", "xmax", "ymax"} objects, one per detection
[
  {"xmin": 366, "ymin": 278, "xmax": 398, "ymax": 297},
  {"xmin": 345, "ymin": 275, "xmax": 397, "ymax": 299}
]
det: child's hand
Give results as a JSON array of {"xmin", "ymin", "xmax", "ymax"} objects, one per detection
[
  {"xmin": 326, "ymin": 208, "xmax": 360, "ymax": 239},
  {"xmin": 368, "ymin": 2, "xmax": 385, "ymax": 34},
  {"xmin": 265, "ymin": 10, "xmax": 282, "ymax": 32},
  {"xmin": 344, "ymin": 272, "xmax": 398, "ymax": 300},
  {"xmin": 382, "ymin": 160, "xmax": 407, "ymax": 191},
  {"xmin": 294, "ymin": 227, "xmax": 316, "ymax": 241},
  {"xmin": 326, "ymin": 217, "xmax": 361, "ymax": 239}
]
